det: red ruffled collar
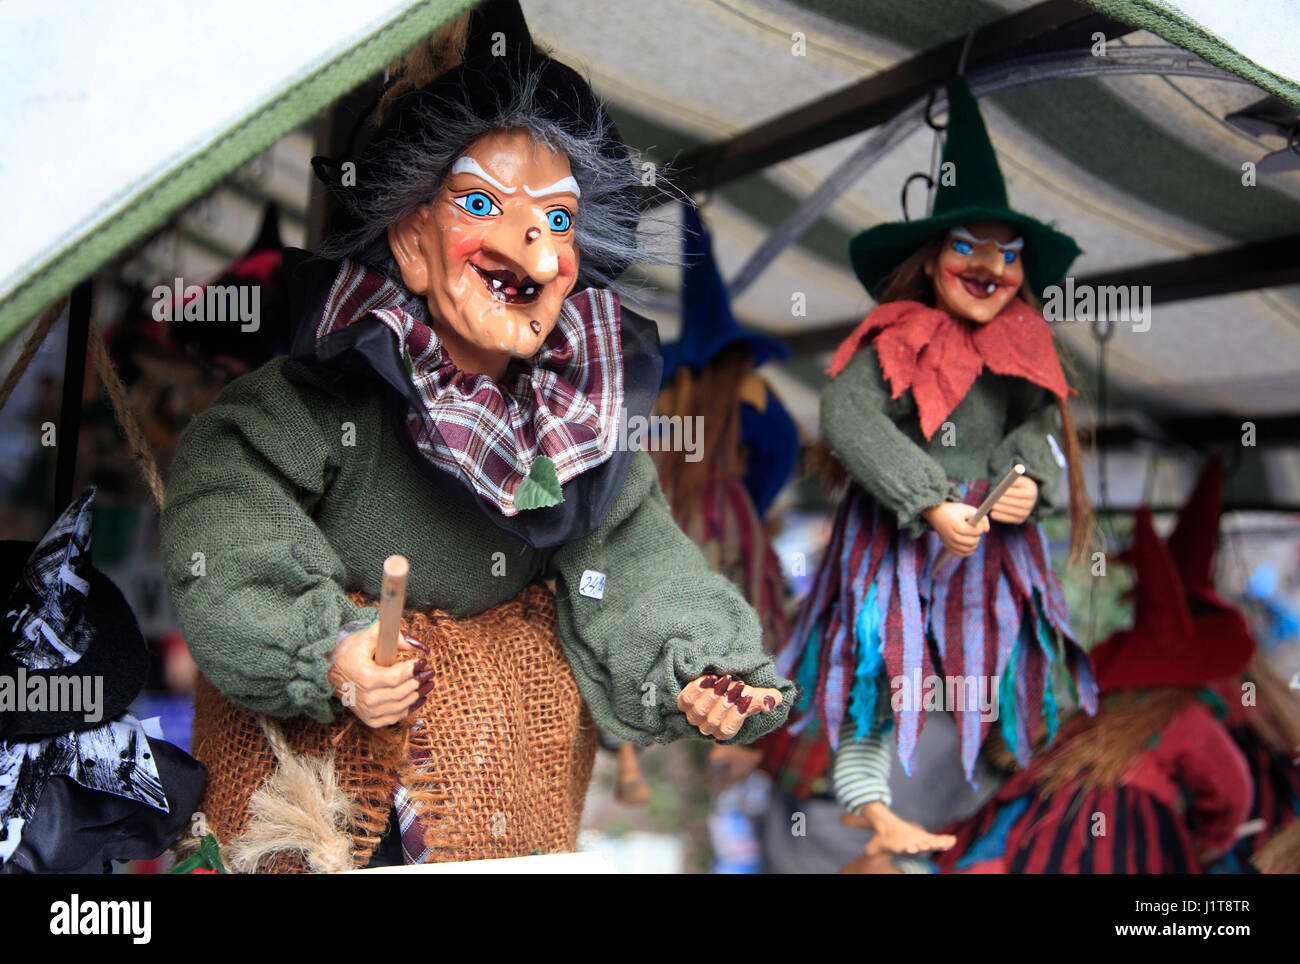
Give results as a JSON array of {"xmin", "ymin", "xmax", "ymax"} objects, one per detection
[{"xmin": 828, "ymin": 299, "xmax": 1071, "ymax": 440}]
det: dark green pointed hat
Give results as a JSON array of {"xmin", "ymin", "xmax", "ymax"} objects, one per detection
[{"xmin": 849, "ymin": 76, "xmax": 1082, "ymax": 298}]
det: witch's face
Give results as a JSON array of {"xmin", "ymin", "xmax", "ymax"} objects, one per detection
[
  {"xmin": 388, "ymin": 129, "xmax": 581, "ymax": 378},
  {"xmin": 923, "ymin": 221, "xmax": 1025, "ymax": 323}
]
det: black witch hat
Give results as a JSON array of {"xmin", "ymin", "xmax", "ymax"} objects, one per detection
[
  {"xmin": 1, "ymin": 489, "xmax": 206, "ymax": 873},
  {"xmin": 318, "ymin": 0, "xmax": 638, "ymax": 283},
  {"xmin": 0, "ymin": 488, "xmax": 149, "ymax": 741}
]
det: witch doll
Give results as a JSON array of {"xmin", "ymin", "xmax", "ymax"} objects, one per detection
[
  {"xmin": 934, "ymin": 483, "xmax": 1256, "ymax": 874},
  {"xmin": 774, "ymin": 75, "xmax": 1096, "ymax": 861},
  {"xmin": 160, "ymin": 2, "xmax": 790, "ymax": 870}
]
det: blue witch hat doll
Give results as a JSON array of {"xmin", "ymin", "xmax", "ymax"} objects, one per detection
[
  {"xmin": 660, "ymin": 204, "xmax": 797, "ymax": 517},
  {"xmin": 773, "ymin": 75, "xmax": 1097, "ymax": 859}
]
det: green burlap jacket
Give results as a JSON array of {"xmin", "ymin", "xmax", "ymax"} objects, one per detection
[{"xmin": 160, "ymin": 357, "xmax": 793, "ymax": 746}]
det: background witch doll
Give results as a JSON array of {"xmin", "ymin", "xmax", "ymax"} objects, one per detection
[
  {"xmin": 773, "ymin": 75, "xmax": 1096, "ymax": 866},
  {"xmin": 1211, "ymin": 655, "xmax": 1300, "ymax": 872},
  {"xmin": 934, "ymin": 494, "xmax": 1255, "ymax": 874},
  {"xmin": 653, "ymin": 206, "xmax": 797, "ymax": 655},
  {"xmin": 161, "ymin": 3, "xmax": 791, "ymax": 871},
  {"xmin": 1181, "ymin": 462, "xmax": 1300, "ymax": 873},
  {"xmin": 609, "ymin": 204, "xmax": 798, "ymax": 804}
]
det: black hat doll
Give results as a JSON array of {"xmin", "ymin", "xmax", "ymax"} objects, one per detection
[
  {"xmin": 1, "ymin": 489, "xmax": 204, "ymax": 873},
  {"xmin": 161, "ymin": 0, "xmax": 792, "ymax": 869}
]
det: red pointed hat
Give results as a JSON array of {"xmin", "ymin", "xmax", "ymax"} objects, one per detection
[
  {"xmin": 1166, "ymin": 457, "xmax": 1232, "ymax": 611},
  {"xmin": 1089, "ymin": 492, "xmax": 1254, "ymax": 693}
]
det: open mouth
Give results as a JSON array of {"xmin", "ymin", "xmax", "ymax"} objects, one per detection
[
  {"xmin": 954, "ymin": 273, "xmax": 1002, "ymax": 300},
  {"xmin": 472, "ymin": 263, "xmax": 542, "ymax": 305}
]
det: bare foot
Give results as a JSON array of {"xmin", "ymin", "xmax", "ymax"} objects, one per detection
[{"xmin": 842, "ymin": 801, "xmax": 956, "ymax": 855}]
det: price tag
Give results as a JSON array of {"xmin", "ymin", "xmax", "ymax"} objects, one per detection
[
  {"xmin": 579, "ymin": 570, "xmax": 606, "ymax": 600},
  {"xmin": 1046, "ymin": 433, "xmax": 1066, "ymax": 468}
]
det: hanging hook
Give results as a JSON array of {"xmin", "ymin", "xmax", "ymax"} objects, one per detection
[
  {"xmin": 900, "ymin": 172, "xmax": 934, "ymax": 221},
  {"xmin": 924, "ymin": 87, "xmax": 948, "ymax": 132}
]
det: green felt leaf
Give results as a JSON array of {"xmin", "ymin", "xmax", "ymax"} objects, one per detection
[
  {"xmin": 167, "ymin": 832, "xmax": 228, "ymax": 874},
  {"xmin": 513, "ymin": 455, "xmax": 564, "ymax": 511}
]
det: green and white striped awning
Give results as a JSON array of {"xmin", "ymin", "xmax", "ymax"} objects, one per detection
[
  {"xmin": 2, "ymin": 0, "xmax": 1297, "ymax": 442},
  {"xmin": 0, "ymin": 0, "xmax": 476, "ymax": 346}
]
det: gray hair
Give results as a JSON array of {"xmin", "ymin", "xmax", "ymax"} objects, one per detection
[{"xmin": 322, "ymin": 64, "xmax": 655, "ymax": 293}]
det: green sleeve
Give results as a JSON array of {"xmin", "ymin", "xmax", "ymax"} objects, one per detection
[
  {"xmin": 545, "ymin": 451, "xmax": 795, "ymax": 746},
  {"xmin": 987, "ymin": 383, "xmax": 1066, "ymax": 517},
  {"xmin": 821, "ymin": 348, "xmax": 961, "ymax": 536},
  {"xmin": 160, "ymin": 360, "xmax": 372, "ymax": 722}
]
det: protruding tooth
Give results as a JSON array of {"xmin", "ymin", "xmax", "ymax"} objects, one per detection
[
  {"xmin": 986, "ymin": 282, "xmax": 996, "ymax": 294},
  {"xmin": 492, "ymin": 278, "xmax": 503, "ymax": 289},
  {"xmin": 524, "ymin": 286, "xmax": 535, "ymax": 295}
]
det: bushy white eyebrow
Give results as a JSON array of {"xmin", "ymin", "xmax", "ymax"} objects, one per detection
[
  {"xmin": 523, "ymin": 176, "xmax": 581, "ymax": 199},
  {"xmin": 951, "ymin": 225, "xmax": 1024, "ymax": 251},
  {"xmin": 450, "ymin": 156, "xmax": 517, "ymax": 194}
]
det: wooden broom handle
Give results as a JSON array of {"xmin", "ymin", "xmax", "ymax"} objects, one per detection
[
  {"xmin": 934, "ymin": 464, "xmax": 1027, "ymax": 569},
  {"xmin": 375, "ymin": 554, "xmax": 409, "ymax": 667}
]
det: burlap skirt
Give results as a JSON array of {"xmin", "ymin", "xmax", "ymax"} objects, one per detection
[{"xmin": 189, "ymin": 582, "xmax": 596, "ymax": 872}]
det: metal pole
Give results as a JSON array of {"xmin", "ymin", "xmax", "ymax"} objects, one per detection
[{"xmin": 54, "ymin": 280, "xmax": 92, "ymax": 513}]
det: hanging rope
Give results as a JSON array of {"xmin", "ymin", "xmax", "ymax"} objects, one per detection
[
  {"xmin": 1085, "ymin": 313, "xmax": 1117, "ymax": 648},
  {"xmin": 87, "ymin": 321, "xmax": 167, "ymax": 510},
  {"xmin": 0, "ymin": 297, "xmax": 69, "ymax": 415},
  {"xmin": 1093, "ymin": 314, "xmax": 1114, "ymax": 532}
]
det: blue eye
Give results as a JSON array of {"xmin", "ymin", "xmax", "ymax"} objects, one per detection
[
  {"xmin": 453, "ymin": 191, "xmax": 500, "ymax": 217},
  {"xmin": 1003, "ymin": 250, "xmax": 1017, "ymax": 264},
  {"xmin": 953, "ymin": 240, "xmax": 973, "ymax": 256},
  {"xmin": 548, "ymin": 208, "xmax": 572, "ymax": 232}
]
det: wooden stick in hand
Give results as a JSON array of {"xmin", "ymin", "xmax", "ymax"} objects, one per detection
[
  {"xmin": 934, "ymin": 464, "xmax": 1027, "ymax": 570},
  {"xmin": 375, "ymin": 554, "xmax": 409, "ymax": 667}
]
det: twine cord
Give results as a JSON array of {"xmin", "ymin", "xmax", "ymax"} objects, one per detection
[
  {"xmin": 87, "ymin": 320, "xmax": 167, "ymax": 510},
  {"xmin": 0, "ymin": 297, "xmax": 68, "ymax": 414}
]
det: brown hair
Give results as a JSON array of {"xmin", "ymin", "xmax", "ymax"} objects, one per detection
[
  {"xmin": 374, "ymin": 13, "xmax": 474, "ymax": 126},
  {"xmin": 1030, "ymin": 688, "xmax": 1195, "ymax": 793},
  {"xmin": 816, "ymin": 236, "xmax": 1094, "ymax": 560},
  {"xmin": 653, "ymin": 345, "xmax": 754, "ymax": 523}
]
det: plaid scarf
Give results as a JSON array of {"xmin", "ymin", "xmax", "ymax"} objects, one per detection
[{"xmin": 314, "ymin": 261, "xmax": 625, "ymax": 516}]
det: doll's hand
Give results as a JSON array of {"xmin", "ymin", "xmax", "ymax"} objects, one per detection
[
  {"xmin": 327, "ymin": 620, "xmax": 430, "ymax": 728},
  {"xmin": 922, "ymin": 502, "xmax": 990, "ymax": 557},
  {"xmin": 988, "ymin": 475, "xmax": 1039, "ymax": 525},
  {"xmin": 842, "ymin": 802, "xmax": 956, "ymax": 855},
  {"xmin": 677, "ymin": 674, "xmax": 783, "ymax": 740}
]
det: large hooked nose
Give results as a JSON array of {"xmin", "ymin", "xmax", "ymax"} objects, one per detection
[{"xmin": 489, "ymin": 204, "xmax": 561, "ymax": 283}]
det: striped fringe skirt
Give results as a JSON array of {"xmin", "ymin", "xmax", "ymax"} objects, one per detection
[{"xmin": 773, "ymin": 481, "xmax": 1096, "ymax": 782}]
